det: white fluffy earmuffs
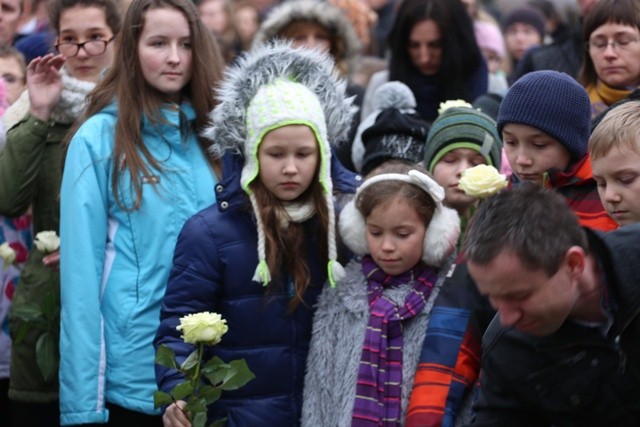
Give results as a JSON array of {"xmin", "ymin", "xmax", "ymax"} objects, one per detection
[{"xmin": 339, "ymin": 170, "xmax": 460, "ymax": 267}]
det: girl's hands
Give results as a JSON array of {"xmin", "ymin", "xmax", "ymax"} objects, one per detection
[
  {"xmin": 27, "ymin": 54, "xmax": 66, "ymax": 122},
  {"xmin": 163, "ymin": 400, "xmax": 191, "ymax": 427}
]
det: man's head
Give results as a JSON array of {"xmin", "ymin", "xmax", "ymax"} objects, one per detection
[
  {"xmin": 463, "ymin": 183, "xmax": 591, "ymax": 336},
  {"xmin": 0, "ymin": 0, "xmax": 22, "ymax": 45}
]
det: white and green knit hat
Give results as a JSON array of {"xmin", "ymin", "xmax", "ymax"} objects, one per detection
[
  {"xmin": 203, "ymin": 41, "xmax": 357, "ymax": 288},
  {"xmin": 242, "ymin": 78, "xmax": 344, "ymax": 287}
]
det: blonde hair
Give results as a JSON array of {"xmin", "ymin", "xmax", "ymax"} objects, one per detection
[{"xmin": 589, "ymin": 101, "xmax": 640, "ymax": 159}]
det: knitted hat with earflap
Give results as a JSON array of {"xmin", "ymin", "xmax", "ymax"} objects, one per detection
[
  {"xmin": 338, "ymin": 169, "xmax": 460, "ymax": 267},
  {"xmin": 204, "ymin": 41, "xmax": 358, "ymax": 288},
  {"xmin": 497, "ymin": 70, "xmax": 591, "ymax": 160},
  {"xmin": 424, "ymin": 104, "xmax": 502, "ymax": 173}
]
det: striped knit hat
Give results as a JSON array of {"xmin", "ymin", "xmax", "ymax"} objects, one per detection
[{"xmin": 424, "ymin": 105, "xmax": 502, "ymax": 172}]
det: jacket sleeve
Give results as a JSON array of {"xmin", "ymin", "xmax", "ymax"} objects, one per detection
[
  {"xmin": 0, "ymin": 115, "xmax": 49, "ymax": 216},
  {"xmin": 154, "ymin": 211, "xmax": 223, "ymax": 395},
  {"xmin": 59, "ymin": 131, "xmax": 111, "ymax": 425},
  {"xmin": 406, "ymin": 260, "xmax": 496, "ymax": 427}
]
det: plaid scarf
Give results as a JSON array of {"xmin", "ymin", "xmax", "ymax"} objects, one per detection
[{"xmin": 352, "ymin": 255, "xmax": 438, "ymax": 426}]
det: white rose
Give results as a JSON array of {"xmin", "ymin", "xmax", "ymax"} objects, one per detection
[
  {"xmin": 438, "ymin": 99, "xmax": 473, "ymax": 115},
  {"xmin": 0, "ymin": 242, "xmax": 16, "ymax": 269},
  {"xmin": 34, "ymin": 231, "xmax": 60, "ymax": 253},
  {"xmin": 458, "ymin": 164, "xmax": 508, "ymax": 198},
  {"xmin": 177, "ymin": 312, "xmax": 229, "ymax": 345}
]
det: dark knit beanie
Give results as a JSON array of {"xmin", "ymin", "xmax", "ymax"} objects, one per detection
[
  {"xmin": 497, "ymin": 70, "xmax": 591, "ymax": 160},
  {"xmin": 360, "ymin": 108, "xmax": 430, "ymax": 176},
  {"xmin": 424, "ymin": 106, "xmax": 502, "ymax": 172},
  {"xmin": 501, "ymin": 7, "xmax": 545, "ymax": 39}
]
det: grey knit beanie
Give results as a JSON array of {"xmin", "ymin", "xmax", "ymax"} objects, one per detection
[{"xmin": 497, "ymin": 70, "xmax": 591, "ymax": 160}]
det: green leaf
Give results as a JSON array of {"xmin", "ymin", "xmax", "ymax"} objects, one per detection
[
  {"xmin": 11, "ymin": 304, "xmax": 44, "ymax": 322},
  {"xmin": 155, "ymin": 345, "xmax": 178, "ymax": 369},
  {"xmin": 200, "ymin": 385, "xmax": 222, "ymax": 405},
  {"xmin": 192, "ymin": 411, "xmax": 208, "ymax": 427},
  {"xmin": 202, "ymin": 356, "xmax": 227, "ymax": 373},
  {"xmin": 153, "ymin": 391, "xmax": 173, "ymax": 408},
  {"xmin": 13, "ymin": 323, "xmax": 30, "ymax": 345},
  {"xmin": 171, "ymin": 381, "xmax": 194, "ymax": 400},
  {"xmin": 184, "ymin": 396, "xmax": 207, "ymax": 413},
  {"xmin": 181, "ymin": 348, "xmax": 200, "ymax": 371},
  {"xmin": 209, "ymin": 417, "xmax": 227, "ymax": 427},
  {"xmin": 41, "ymin": 289, "xmax": 60, "ymax": 322},
  {"xmin": 36, "ymin": 331, "xmax": 57, "ymax": 382},
  {"xmin": 220, "ymin": 359, "xmax": 255, "ymax": 391}
]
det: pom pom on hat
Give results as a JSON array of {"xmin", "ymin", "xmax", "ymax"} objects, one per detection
[
  {"xmin": 424, "ymin": 105, "xmax": 502, "ymax": 172},
  {"xmin": 497, "ymin": 70, "xmax": 591, "ymax": 160},
  {"xmin": 353, "ymin": 81, "xmax": 430, "ymax": 175}
]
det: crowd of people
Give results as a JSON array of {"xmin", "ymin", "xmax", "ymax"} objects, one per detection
[{"xmin": 0, "ymin": 0, "xmax": 639, "ymax": 426}]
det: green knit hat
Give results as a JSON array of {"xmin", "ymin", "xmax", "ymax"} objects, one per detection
[{"xmin": 424, "ymin": 106, "xmax": 502, "ymax": 173}]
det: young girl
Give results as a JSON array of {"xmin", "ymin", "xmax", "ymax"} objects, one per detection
[
  {"xmin": 154, "ymin": 41, "xmax": 361, "ymax": 427},
  {"xmin": 0, "ymin": 0, "xmax": 121, "ymax": 425},
  {"xmin": 59, "ymin": 0, "xmax": 224, "ymax": 424},
  {"xmin": 301, "ymin": 162, "xmax": 460, "ymax": 426}
]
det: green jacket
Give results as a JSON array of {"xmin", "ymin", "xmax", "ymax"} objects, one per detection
[{"xmin": 0, "ymin": 113, "xmax": 68, "ymax": 403}]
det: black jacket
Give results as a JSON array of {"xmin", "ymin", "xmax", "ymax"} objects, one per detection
[{"xmin": 470, "ymin": 224, "xmax": 640, "ymax": 426}]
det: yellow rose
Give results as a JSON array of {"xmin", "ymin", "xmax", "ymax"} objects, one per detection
[
  {"xmin": 34, "ymin": 231, "xmax": 60, "ymax": 253},
  {"xmin": 438, "ymin": 99, "xmax": 473, "ymax": 115},
  {"xmin": 177, "ymin": 312, "xmax": 229, "ymax": 345},
  {"xmin": 458, "ymin": 164, "xmax": 508, "ymax": 198},
  {"xmin": 0, "ymin": 242, "xmax": 16, "ymax": 269}
]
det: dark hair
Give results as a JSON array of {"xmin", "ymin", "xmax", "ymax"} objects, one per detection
[
  {"xmin": 65, "ymin": 0, "xmax": 224, "ymax": 210},
  {"xmin": 578, "ymin": 0, "xmax": 640, "ymax": 87},
  {"xmin": 386, "ymin": 0, "xmax": 483, "ymax": 102},
  {"xmin": 48, "ymin": 0, "xmax": 122, "ymax": 35},
  {"xmin": 357, "ymin": 162, "xmax": 436, "ymax": 228},
  {"xmin": 462, "ymin": 183, "xmax": 588, "ymax": 276}
]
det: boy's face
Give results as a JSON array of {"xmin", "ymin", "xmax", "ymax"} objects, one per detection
[
  {"xmin": 592, "ymin": 144, "xmax": 640, "ymax": 226},
  {"xmin": 502, "ymin": 123, "xmax": 572, "ymax": 185},
  {"xmin": 432, "ymin": 147, "xmax": 486, "ymax": 213}
]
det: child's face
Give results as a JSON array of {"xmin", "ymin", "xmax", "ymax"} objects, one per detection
[
  {"xmin": 365, "ymin": 197, "xmax": 426, "ymax": 276},
  {"xmin": 432, "ymin": 148, "xmax": 486, "ymax": 213},
  {"xmin": 258, "ymin": 124, "xmax": 319, "ymax": 202},
  {"xmin": 502, "ymin": 123, "xmax": 572, "ymax": 186},
  {"xmin": 0, "ymin": 56, "xmax": 25, "ymax": 105},
  {"xmin": 58, "ymin": 5, "xmax": 115, "ymax": 83},
  {"xmin": 504, "ymin": 22, "xmax": 541, "ymax": 61},
  {"xmin": 592, "ymin": 144, "xmax": 640, "ymax": 226},
  {"xmin": 138, "ymin": 7, "xmax": 193, "ymax": 103}
]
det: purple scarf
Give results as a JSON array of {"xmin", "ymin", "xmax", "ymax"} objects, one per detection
[{"xmin": 352, "ymin": 255, "xmax": 438, "ymax": 426}]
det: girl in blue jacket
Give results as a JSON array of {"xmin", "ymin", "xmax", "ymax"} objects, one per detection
[
  {"xmin": 59, "ymin": 0, "xmax": 225, "ymax": 425},
  {"xmin": 154, "ymin": 41, "xmax": 361, "ymax": 427}
]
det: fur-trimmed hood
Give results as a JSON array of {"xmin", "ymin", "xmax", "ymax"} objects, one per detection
[
  {"xmin": 204, "ymin": 40, "xmax": 357, "ymax": 158},
  {"xmin": 251, "ymin": 0, "xmax": 361, "ymax": 77}
]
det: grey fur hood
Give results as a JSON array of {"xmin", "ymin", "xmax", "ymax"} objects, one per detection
[
  {"xmin": 252, "ymin": 0, "xmax": 361, "ymax": 77},
  {"xmin": 204, "ymin": 41, "xmax": 357, "ymax": 158}
]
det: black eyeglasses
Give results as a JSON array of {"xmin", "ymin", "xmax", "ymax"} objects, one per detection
[{"xmin": 55, "ymin": 37, "xmax": 114, "ymax": 57}]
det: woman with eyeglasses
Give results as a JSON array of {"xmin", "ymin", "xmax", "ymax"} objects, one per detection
[
  {"xmin": 0, "ymin": 1, "xmax": 121, "ymax": 426},
  {"xmin": 579, "ymin": 0, "xmax": 640, "ymax": 118}
]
